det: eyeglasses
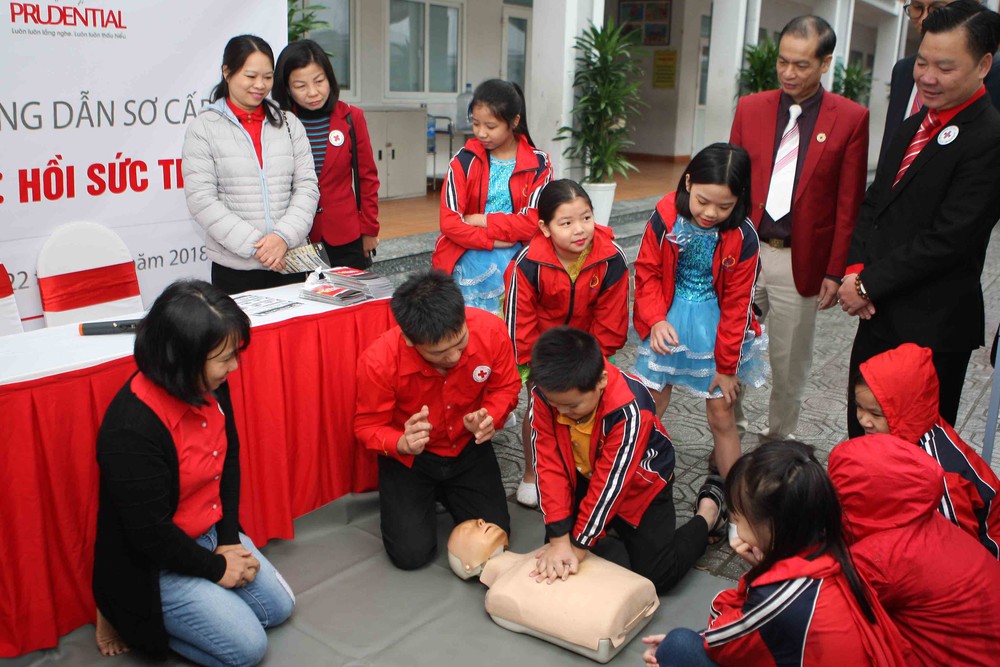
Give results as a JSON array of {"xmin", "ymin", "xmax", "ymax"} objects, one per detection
[{"xmin": 902, "ymin": 1, "xmax": 950, "ymax": 19}]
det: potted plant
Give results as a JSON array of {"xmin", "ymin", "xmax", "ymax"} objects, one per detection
[
  {"xmin": 737, "ymin": 36, "xmax": 780, "ymax": 96},
  {"xmin": 833, "ymin": 62, "xmax": 873, "ymax": 106},
  {"xmin": 557, "ymin": 20, "xmax": 644, "ymax": 225},
  {"xmin": 288, "ymin": 0, "xmax": 329, "ymax": 42}
]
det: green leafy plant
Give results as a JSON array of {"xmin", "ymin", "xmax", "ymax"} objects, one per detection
[
  {"xmin": 833, "ymin": 62, "xmax": 873, "ymax": 105},
  {"xmin": 556, "ymin": 20, "xmax": 645, "ymax": 184},
  {"xmin": 288, "ymin": 0, "xmax": 329, "ymax": 42},
  {"xmin": 737, "ymin": 37, "xmax": 780, "ymax": 96}
]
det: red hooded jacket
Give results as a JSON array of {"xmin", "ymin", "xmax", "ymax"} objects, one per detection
[
  {"xmin": 702, "ymin": 551, "xmax": 910, "ymax": 666},
  {"xmin": 431, "ymin": 135, "xmax": 552, "ymax": 274},
  {"xmin": 531, "ymin": 362, "xmax": 674, "ymax": 549},
  {"xmin": 860, "ymin": 343, "xmax": 1000, "ymax": 558},
  {"xmin": 503, "ymin": 224, "xmax": 629, "ymax": 365},
  {"xmin": 830, "ymin": 435, "xmax": 1000, "ymax": 666},
  {"xmin": 632, "ymin": 192, "xmax": 762, "ymax": 375}
]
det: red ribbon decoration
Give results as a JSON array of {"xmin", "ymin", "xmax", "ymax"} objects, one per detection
[{"xmin": 37, "ymin": 261, "xmax": 139, "ymax": 312}]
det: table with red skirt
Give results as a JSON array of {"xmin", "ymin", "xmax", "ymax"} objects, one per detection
[{"xmin": 0, "ymin": 285, "xmax": 394, "ymax": 657}]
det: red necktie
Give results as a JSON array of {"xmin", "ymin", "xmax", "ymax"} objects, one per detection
[{"xmin": 893, "ymin": 110, "xmax": 939, "ymax": 189}]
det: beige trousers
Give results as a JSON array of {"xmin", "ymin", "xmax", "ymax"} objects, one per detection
[{"xmin": 736, "ymin": 244, "xmax": 817, "ymax": 438}]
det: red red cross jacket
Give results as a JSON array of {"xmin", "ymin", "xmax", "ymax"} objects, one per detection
[
  {"xmin": 860, "ymin": 343, "xmax": 1000, "ymax": 558},
  {"xmin": 830, "ymin": 434, "xmax": 1000, "ymax": 666},
  {"xmin": 304, "ymin": 101, "xmax": 380, "ymax": 247},
  {"xmin": 633, "ymin": 192, "xmax": 761, "ymax": 376},
  {"xmin": 531, "ymin": 362, "xmax": 674, "ymax": 549},
  {"xmin": 431, "ymin": 135, "xmax": 552, "ymax": 274},
  {"xmin": 502, "ymin": 224, "xmax": 629, "ymax": 365},
  {"xmin": 702, "ymin": 551, "xmax": 910, "ymax": 666}
]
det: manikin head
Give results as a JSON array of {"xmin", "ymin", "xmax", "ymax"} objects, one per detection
[{"xmin": 447, "ymin": 519, "xmax": 509, "ymax": 580}]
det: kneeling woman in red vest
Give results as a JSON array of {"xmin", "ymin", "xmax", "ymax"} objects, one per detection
[{"xmin": 92, "ymin": 280, "xmax": 293, "ymax": 666}]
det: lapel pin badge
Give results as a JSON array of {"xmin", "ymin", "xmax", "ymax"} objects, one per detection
[
  {"xmin": 329, "ymin": 130, "xmax": 345, "ymax": 146},
  {"xmin": 816, "ymin": 133, "xmax": 827, "ymax": 143},
  {"xmin": 937, "ymin": 125, "xmax": 959, "ymax": 146}
]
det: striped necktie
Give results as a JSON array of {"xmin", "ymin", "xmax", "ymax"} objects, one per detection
[
  {"xmin": 764, "ymin": 104, "xmax": 803, "ymax": 221},
  {"xmin": 893, "ymin": 110, "xmax": 940, "ymax": 189}
]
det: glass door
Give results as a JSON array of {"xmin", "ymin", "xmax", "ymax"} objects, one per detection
[{"xmin": 500, "ymin": 5, "xmax": 531, "ymax": 93}]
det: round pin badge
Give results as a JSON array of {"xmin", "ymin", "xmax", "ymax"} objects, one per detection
[
  {"xmin": 329, "ymin": 130, "xmax": 345, "ymax": 146},
  {"xmin": 472, "ymin": 365, "xmax": 492, "ymax": 383},
  {"xmin": 816, "ymin": 133, "xmax": 827, "ymax": 143},
  {"xmin": 937, "ymin": 125, "xmax": 959, "ymax": 146}
]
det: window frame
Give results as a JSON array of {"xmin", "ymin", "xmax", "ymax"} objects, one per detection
[
  {"xmin": 383, "ymin": 0, "xmax": 465, "ymax": 100},
  {"xmin": 303, "ymin": 0, "xmax": 359, "ymax": 101}
]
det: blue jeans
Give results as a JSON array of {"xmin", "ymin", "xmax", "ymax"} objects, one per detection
[
  {"xmin": 656, "ymin": 628, "xmax": 718, "ymax": 667},
  {"xmin": 159, "ymin": 527, "xmax": 295, "ymax": 667}
]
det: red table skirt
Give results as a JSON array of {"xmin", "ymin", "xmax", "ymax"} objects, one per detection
[{"xmin": 0, "ymin": 300, "xmax": 393, "ymax": 657}]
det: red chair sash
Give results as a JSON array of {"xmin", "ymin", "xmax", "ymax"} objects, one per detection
[
  {"xmin": 0, "ymin": 265, "xmax": 13, "ymax": 299},
  {"xmin": 37, "ymin": 262, "xmax": 139, "ymax": 312}
]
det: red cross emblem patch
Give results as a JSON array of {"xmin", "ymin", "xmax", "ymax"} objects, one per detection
[{"xmin": 473, "ymin": 365, "xmax": 492, "ymax": 383}]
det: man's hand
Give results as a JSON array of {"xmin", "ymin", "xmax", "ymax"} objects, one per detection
[
  {"xmin": 254, "ymin": 233, "xmax": 288, "ymax": 271},
  {"xmin": 649, "ymin": 320, "xmax": 679, "ymax": 355},
  {"xmin": 530, "ymin": 535, "xmax": 587, "ymax": 584},
  {"xmin": 463, "ymin": 213, "xmax": 487, "ymax": 228},
  {"xmin": 816, "ymin": 278, "xmax": 841, "ymax": 310},
  {"xmin": 838, "ymin": 274, "xmax": 876, "ymax": 319},
  {"xmin": 708, "ymin": 373, "xmax": 739, "ymax": 406},
  {"xmin": 463, "ymin": 408, "xmax": 495, "ymax": 444},
  {"xmin": 397, "ymin": 405, "xmax": 432, "ymax": 456}
]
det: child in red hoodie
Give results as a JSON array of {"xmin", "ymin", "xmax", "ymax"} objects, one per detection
[
  {"xmin": 830, "ymin": 434, "xmax": 1000, "ymax": 666},
  {"xmin": 503, "ymin": 179, "xmax": 630, "ymax": 507},
  {"xmin": 853, "ymin": 342, "xmax": 1000, "ymax": 558}
]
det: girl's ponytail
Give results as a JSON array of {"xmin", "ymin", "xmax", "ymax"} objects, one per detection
[{"xmin": 510, "ymin": 81, "xmax": 536, "ymax": 148}]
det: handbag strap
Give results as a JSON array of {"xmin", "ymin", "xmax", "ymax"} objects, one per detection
[{"xmin": 344, "ymin": 109, "xmax": 362, "ymax": 213}]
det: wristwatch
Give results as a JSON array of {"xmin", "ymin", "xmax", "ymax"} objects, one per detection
[{"xmin": 855, "ymin": 276, "xmax": 870, "ymax": 301}]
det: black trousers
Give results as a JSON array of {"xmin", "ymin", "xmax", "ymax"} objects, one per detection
[
  {"xmin": 210, "ymin": 262, "xmax": 306, "ymax": 295},
  {"xmin": 571, "ymin": 474, "xmax": 708, "ymax": 594},
  {"xmin": 321, "ymin": 237, "xmax": 371, "ymax": 271},
  {"xmin": 846, "ymin": 321, "xmax": 973, "ymax": 437},
  {"xmin": 377, "ymin": 441, "xmax": 510, "ymax": 570}
]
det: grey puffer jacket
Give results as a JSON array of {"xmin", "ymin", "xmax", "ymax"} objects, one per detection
[{"xmin": 182, "ymin": 99, "xmax": 319, "ymax": 270}]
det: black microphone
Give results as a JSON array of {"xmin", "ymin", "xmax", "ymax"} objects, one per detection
[{"xmin": 78, "ymin": 319, "xmax": 142, "ymax": 336}]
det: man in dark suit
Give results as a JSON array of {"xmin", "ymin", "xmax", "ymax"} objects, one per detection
[
  {"xmin": 730, "ymin": 15, "xmax": 869, "ymax": 439},
  {"xmin": 879, "ymin": 0, "xmax": 1000, "ymax": 166},
  {"xmin": 841, "ymin": 1, "xmax": 1000, "ymax": 436}
]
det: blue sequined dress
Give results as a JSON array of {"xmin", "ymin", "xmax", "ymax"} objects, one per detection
[
  {"xmin": 633, "ymin": 218, "xmax": 768, "ymax": 398},
  {"xmin": 453, "ymin": 155, "xmax": 522, "ymax": 314}
]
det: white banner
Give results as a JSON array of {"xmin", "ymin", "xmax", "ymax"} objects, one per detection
[{"xmin": 0, "ymin": 0, "xmax": 287, "ymax": 328}]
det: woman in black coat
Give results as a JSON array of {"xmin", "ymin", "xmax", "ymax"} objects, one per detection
[{"xmin": 93, "ymin": 279, "xmax": 293, "ymax": 666}]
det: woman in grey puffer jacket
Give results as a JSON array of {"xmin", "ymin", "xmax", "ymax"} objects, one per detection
[{"xmin": 183, "ymin": 34, "xmax": 319, "ymax": 295}]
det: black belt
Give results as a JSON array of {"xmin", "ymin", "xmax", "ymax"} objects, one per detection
[{"xmin": 760, "ymin": 237, "xmax": 791, "ymax": 249}]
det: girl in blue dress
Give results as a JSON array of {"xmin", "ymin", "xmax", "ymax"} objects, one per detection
[
  {"xmin": 431, "ymin": 80, "xmax": 552, "ymax": 315},
  {"xmin": 632, "ymin": 143, "xmax": 767, "ymax": 499}
]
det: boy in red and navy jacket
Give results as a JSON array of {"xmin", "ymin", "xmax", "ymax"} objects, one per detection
[
  {"xmin": 527, "ymin": 327, "xmax": 717, "ymax": 593},
  {"xmin": 503, "ymin": 222, "xmax": 629, "ymax": 365},
  {"xmin": 431, "ymin": 134, "xmax": 552, "ymax": 274},
  {"xmin": 355, "ymin": 271, "xmax": 521, "ymax": 570}
]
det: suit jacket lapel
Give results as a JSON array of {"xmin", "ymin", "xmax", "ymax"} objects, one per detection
[
  {"xmin": 883, "ymin": 96, "xmax": 990, "ymax": 208},
  {"xmin": 794, "ymin": 95, "xmax": 837, "ymax": 203},
  {"xmin": 756, "ymin": 92, "xmax": 780, "ymax": 196}
]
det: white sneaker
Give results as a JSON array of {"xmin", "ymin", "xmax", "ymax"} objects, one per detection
[
  {"xmin": 516, "ymin": 480, "xmax": 539, "ymax": 508},
  {"xmin": 503, "ymin": 413, "xmax": 518, "ymax": 429}
]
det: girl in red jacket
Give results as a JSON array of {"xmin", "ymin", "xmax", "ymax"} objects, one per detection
[
  {"xmin": 275, "ymin": 39, "xmax": 379, "ymax": 270},
  {"xmin": 431, "ymin": 79, "xmax": 552, "ymax": 314},
  {"xmin": 503, "ymin": 179, "xmax": 630, "ymax": 507},
  {"xmin": 853, "ymin": 343, "xmax": 1000, "ymax": 558},
  {"xmin": 632, "ymin": 143, "xmax": 767, "ymax": 486},
  {"xmin": 641, "ymin": 441, "xmax": 910, "ymax": 666}
]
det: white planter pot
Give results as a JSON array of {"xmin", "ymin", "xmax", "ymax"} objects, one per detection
[{"xmin": 582, "ymin": 181, "xmax": 617, "ymax": 226}]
